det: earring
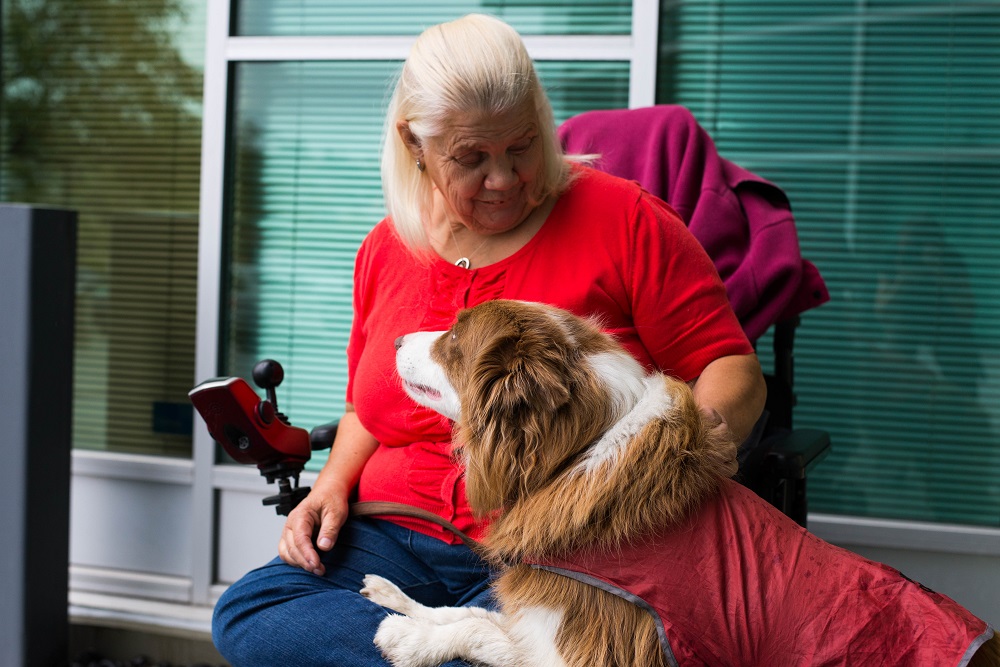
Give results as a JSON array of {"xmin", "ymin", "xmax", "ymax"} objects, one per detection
[{"xmin": 416, "ymin": 158, "xmax": 425, "ymax": 172}]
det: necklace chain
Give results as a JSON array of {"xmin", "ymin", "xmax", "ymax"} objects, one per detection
[{"xmin": 449, "ymin": 228, "xmax": 490, "ymax": 270}]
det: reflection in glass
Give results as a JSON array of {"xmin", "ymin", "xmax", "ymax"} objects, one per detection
[
  {"xmin": 662, "ymin": 1, "xmax": 1000, "ymax": 526},
  {"xmin": 0, "ymin": 0, "xmax": 206, "ymax": 457},
  {"xmin": 234, "ymin": 0, "xmax": 631, "ymax": 36}
]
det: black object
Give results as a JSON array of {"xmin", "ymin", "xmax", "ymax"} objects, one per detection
[
  {"xmin": 0, "ymin": 205, "xmax": 77, "ymax": 667},
  {"xmin": 739, "ymin": 317, "xmax": 831, "ymax": 527},
  {"xmin": 189, "ymin": 360, "xmax": 333, "ymax": 515}
]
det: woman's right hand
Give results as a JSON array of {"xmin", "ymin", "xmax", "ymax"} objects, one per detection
[
  {"xmin": 277, "ymin": 484, "xmax": 350, "ymax": 576},
  {"xmin": 277, "ymin": 406, "xmax": 379, "ymax": 575}
]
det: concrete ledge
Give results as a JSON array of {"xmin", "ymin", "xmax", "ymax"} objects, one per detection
[{"xmin": 70, "ymin": 591, "xmax": 213, "ymax": 640}]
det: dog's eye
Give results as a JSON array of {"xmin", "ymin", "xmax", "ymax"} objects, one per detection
[{"xmin": 450, "ymin": 332, "xmax": 457, "ymax": 341}]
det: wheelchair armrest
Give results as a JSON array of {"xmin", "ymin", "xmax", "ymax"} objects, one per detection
[
  {"xmin": 764, "ymin": 428, "xmax": 831, "ymax": 479},
  {"xmin": 753, "ymin": 427, "xmax": 831, "ymax": 527},
  {"xmin": 309, "ymin": 420, "xmax": 339, "ymax": 451}
]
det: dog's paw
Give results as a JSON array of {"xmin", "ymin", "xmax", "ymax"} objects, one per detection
[
  {"xmin": 374, "ymin": 614, "xmax": 438, "ymax": 667},
  {"xmin": 361, "ymin": 574, "xmax": 420, "ymax": 615}
]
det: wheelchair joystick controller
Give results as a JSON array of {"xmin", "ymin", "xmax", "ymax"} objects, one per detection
[
  {"xmin": 189, "ymin": 359, "xmax": 314, "ymax": 515},
  {"xmin": 253, "ymin": 359, "xmax": 288, "ymax": 425}
]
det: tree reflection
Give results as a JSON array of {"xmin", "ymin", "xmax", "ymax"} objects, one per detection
[{"xmin": 1, "ymin": 0, "xmax": 205, "ymax": 456}]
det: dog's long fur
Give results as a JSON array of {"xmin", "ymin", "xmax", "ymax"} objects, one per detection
[{"xmin": 364, "ymin": 300, "xmax": 738, "ymax": 667}]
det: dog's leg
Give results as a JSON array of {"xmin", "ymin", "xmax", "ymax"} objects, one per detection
[
  {"xmin": 374, "ymin": 614, "xmax": 526, "ymax": 667},
  {"xmin": 361, "ymin": 574, "xmax": 497, "ymax": 624},
  {"xmin": 361, "ymin": 574, "xmax": 430, "ymax": 618},
  {"xmin": 364, "ymin": 576, "xmax": 566, "ymax": 667}
]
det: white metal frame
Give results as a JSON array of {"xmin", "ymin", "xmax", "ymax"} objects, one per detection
[
  {"xmin": 190, "ymin": 0, "xmax": 232, "ymax": 608},
  {"xmin": 811, "ymin": 514, "xmax": 1000, "ymax": 557}
]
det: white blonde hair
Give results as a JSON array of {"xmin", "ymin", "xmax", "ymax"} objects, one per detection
[{"xmin": 380, "ymin": 13, "xmax": 572, "ymax": 252}]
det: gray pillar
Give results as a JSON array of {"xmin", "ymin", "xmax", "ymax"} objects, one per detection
[{"xmin": 0, "ymin": 204, "xmax": 77, "ymax": 667}]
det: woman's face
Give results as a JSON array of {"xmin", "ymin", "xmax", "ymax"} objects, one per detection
[{"xmin": 409, "ymin": 100, "xmax": 546, "ymax": 235}]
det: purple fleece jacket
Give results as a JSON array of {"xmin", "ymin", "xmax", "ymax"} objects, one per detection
[{"xmin": 558, "ymin": 105, "xmax": 829, "ymax": 341}]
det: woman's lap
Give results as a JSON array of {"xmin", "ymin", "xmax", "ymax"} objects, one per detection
[{"xmin": 213, "ymin": 517, "xmax": 493, "ymax": 667}]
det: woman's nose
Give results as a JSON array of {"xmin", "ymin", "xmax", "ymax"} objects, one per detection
[{"xmin": 484, "ymin": 156, "xmax": 517, "ymax": 190}]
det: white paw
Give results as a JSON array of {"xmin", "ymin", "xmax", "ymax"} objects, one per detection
[
  {"xmin": 361, "ymin": 574, "xmax": 418, "ymax": 615},
  {"xmin": 374, "ymin": 614, "xmax": 437, "ymax": 667}
]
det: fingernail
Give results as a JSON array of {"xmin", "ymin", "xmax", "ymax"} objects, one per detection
[{"xmin": 317, "ymin": 537, "xmax": 332, "ymax": 550}]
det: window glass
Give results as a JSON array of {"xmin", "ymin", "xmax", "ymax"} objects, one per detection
[
  {"xmin": 224, "ymin": 60, "xmax": 629, "ymax": 467},
  {"xmin": 233, "ymin": 0, "xmax": 631, "ymax": 36},
  {"xmin": 0, "ymin": 0, "xmax": 206, "ymax": 457},
  {"xmin": 659, "ymin": 1, "xmax": 1000, "ymax": 525}
]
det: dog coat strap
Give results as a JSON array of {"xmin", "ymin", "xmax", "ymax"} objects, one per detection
[{"xmin": 350, "ymin": 501, "xmax": 480, "ymax": 550}]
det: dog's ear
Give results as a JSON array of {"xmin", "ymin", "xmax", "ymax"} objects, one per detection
[
  {"xmin": 459, "ymin": 325, "xmax": 574, "ymax": 513},
  {"xmin": 467, "ymin": 326, "xmax": 572, "ymax": 420}
]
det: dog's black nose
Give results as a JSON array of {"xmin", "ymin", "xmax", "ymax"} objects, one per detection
[{"xmin": 394, "ymin": 335, "xmax": 404, "ymax": 350}]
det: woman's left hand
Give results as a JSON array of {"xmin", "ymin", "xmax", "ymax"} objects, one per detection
[{"xmin": 691, "ymin": 354, "xmax": 766, "ymax": 446}]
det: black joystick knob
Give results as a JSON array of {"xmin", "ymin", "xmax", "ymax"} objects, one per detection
[
  {"xmin": 252, "ymin": 359, "xmax": 288, "ymax": 424},
  {"xmin": 253, "ymin": 359, "xmax": 284, "ymax": 391}
]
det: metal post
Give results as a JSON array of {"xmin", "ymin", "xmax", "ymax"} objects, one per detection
[{"xmin": 0, "ymin": 204, "xmax": 77, "ymax": 667}]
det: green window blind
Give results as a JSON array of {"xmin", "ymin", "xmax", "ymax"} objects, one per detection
[
  {"xmin": 659, "ymin": 1, "xmax": 1000, "ymax": 526},
  {"xmin": 226, "ymin": 61, "xmax": 395, "ymax": 438},
  {"xmin": 0, "ymin": 0, "xmax": 206, "ymax": 457},
  {"xmin": 234, "ymin": 0, "xmax": 632, "ymax": 36},
  {"xmin": 224, "ymin": 60, "xmax": 629, "ymax": 468}
]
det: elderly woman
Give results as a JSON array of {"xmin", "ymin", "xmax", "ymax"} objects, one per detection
[{"xmin": 212, "ymin": 13, "xmax": 764, "ymax": 667}]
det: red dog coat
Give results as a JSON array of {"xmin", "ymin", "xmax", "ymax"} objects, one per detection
[{"xmin": 533, "ymin": 480, "xmax": 992, "ymax": 666}]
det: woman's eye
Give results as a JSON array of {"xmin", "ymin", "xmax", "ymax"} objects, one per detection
[
  {"xmin": 509, "ymin": 139, "xmax": 533, "ymax": 155},
  {"xmin": 455, "ymin": 153, "xmax": 482, "ymax": 167}
]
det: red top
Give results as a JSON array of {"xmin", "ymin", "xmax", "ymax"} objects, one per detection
[
  {"xmin": 534, "ymin": 480, "xmax": 993, "ymax": 666},
  {"xmin": 347, "ymin": 165, "xmax": 753, "ymax": 542}
]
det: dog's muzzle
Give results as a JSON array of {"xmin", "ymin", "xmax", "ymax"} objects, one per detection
[{"xmin": 395, "ymin": 331, "xmax": 462, "ymax": 421}]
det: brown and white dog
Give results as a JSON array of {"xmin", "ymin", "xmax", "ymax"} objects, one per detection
[
  {"xmin": 363, "ymin": 299, "xmax": 737, "ymax": 667},
  {"xmin": 363, "ymin": 299, "xmax": 996, "ymax": 667}
]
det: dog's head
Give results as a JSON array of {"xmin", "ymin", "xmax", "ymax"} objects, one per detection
[{"xmin": 396, "ymin": 300, "xmax": 650, "ymax": 514}]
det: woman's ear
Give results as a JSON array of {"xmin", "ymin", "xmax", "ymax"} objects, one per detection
[{"xmin": 396, "ymin": 121, "xmax": 423, "ymax": 161}]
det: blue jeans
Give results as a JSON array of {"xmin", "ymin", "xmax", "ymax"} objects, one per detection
[{"xmin": 212, "ymin": 517, "xmax": 494, "ymax": 667}]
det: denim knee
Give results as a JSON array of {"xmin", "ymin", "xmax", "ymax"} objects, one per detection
[
  {"xmin": 211, "ymin": 572, "xmax": 256, "ymax": 664},
  {"xmin": 211, "ymin": 558, "xmax": 396, "ymax": 667},
  {"xmin": 211, "ymin": 560, "xmax": 307, "ymax": 666}
]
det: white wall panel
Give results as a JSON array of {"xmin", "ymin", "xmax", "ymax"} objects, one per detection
[
  {"xmin": 70, "ymin": 473, "xmax": 192, "ymax": 578},
  {"xmin": 216, "ymin": 489, "xmax": 287, "ymax": 585},
  {"xmin": 812, "ymin": 516, "xmax": 1000, "ymax": 626}
]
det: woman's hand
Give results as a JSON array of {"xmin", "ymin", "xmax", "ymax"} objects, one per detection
[
  {"xmin": 699, "ymin": 404, "xmax": 736, "ymax": 447},
  {"xmin": 276, "ymin": 405, "xmax": 380, "ymax": 575},
  {"xmin": 691, "ymin": 353, "xmax": 767, "ymax": 446},
  {"xmin": 278, "ymin": 484, "xmax": 350, "ymax": 576}
]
